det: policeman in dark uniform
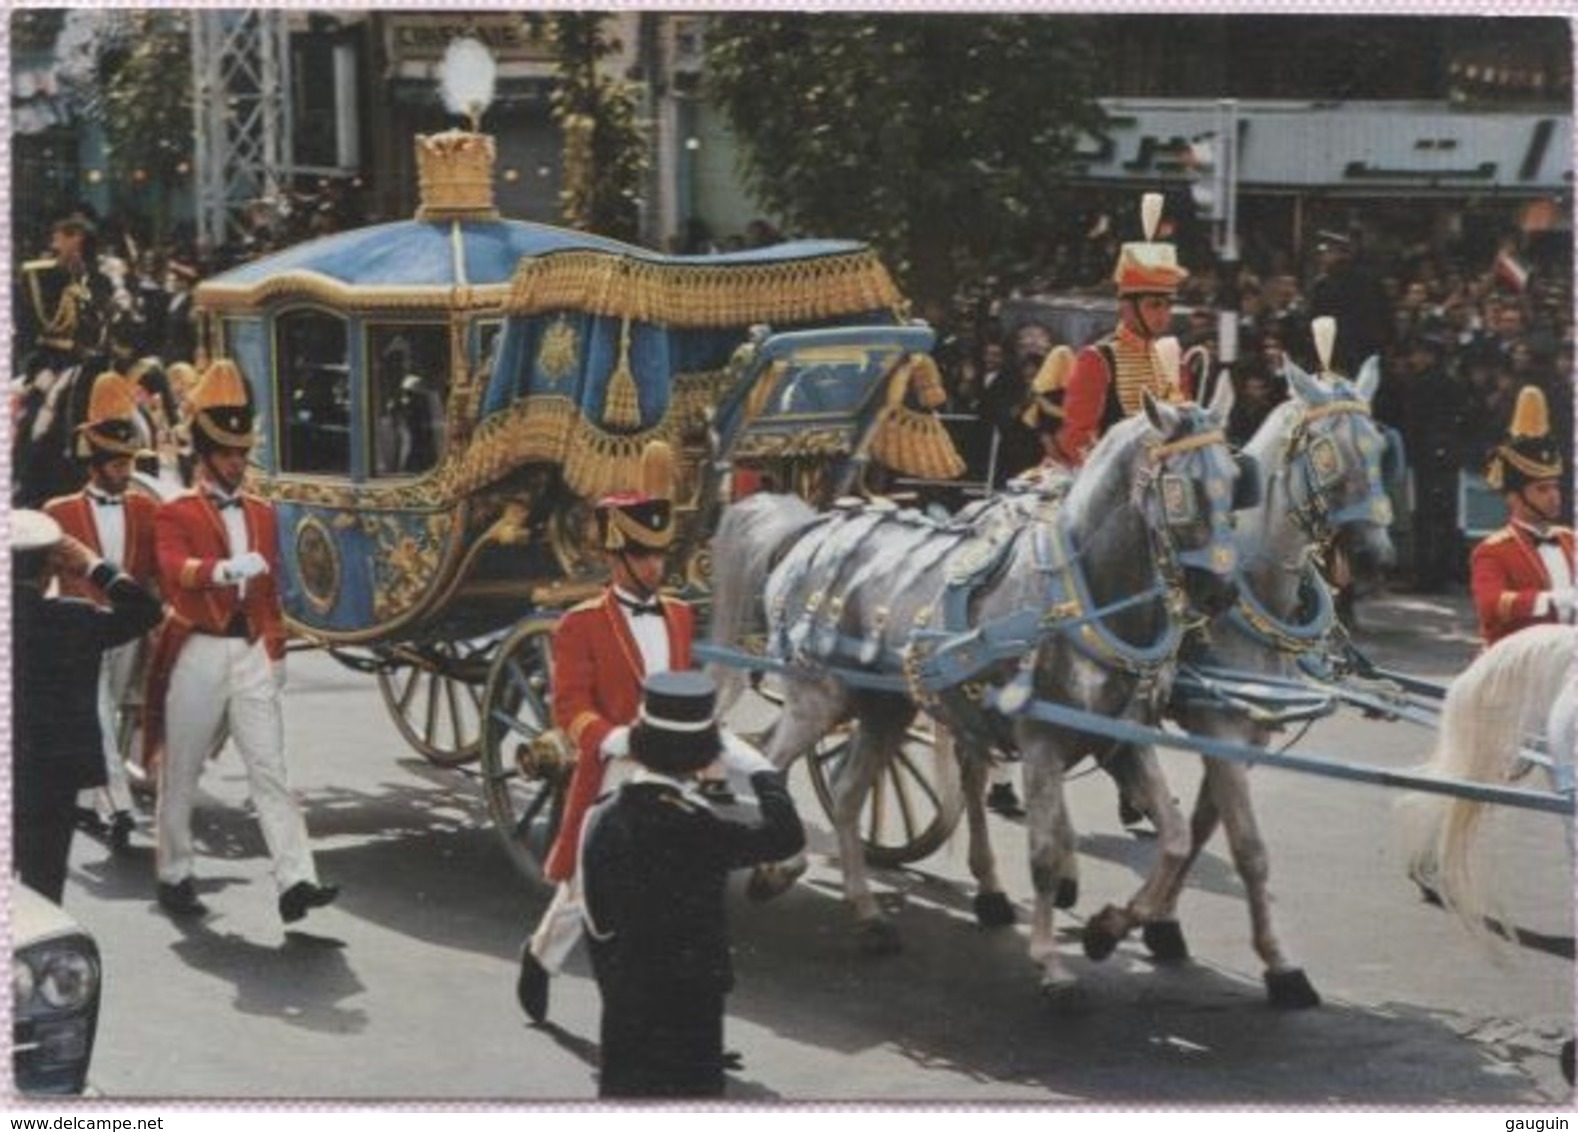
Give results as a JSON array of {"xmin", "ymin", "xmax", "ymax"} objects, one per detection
[
  {"xmin": 14, "ymin": 212, "xmax": 115, "ymax": 507},
  {"xmin": 12, "ymin": 510, "xmax": 163, "ymax": 903},
  {"xmin": 580, "ymin": 671, "xmax": 805, "ymax": 1099}
]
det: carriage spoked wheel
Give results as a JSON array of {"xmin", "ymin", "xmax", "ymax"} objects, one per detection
[
  {"xmin": 752, "ymin": 684, "xmax": 964, "ymax": 867},
  {"xmin": 375, "ymin": 638, "xmax": 496, "ymax": 767},
  {"xmin": 479, "ymin": 618, "xmax": 566, "ymax": 883}
]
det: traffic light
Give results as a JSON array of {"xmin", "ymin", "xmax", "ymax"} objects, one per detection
[{"xmin": 1185, "ymin": 135, "xmax": 1221, "ymax": 220}]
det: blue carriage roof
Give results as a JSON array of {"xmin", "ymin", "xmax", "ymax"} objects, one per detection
[{"xmin": 204, "ymin": 217, "xmax": 871, "ymax": 294}]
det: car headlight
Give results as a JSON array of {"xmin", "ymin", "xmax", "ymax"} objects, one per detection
[
  {"xmin": 36, "ymin": 950, "xmax": 98, "ymax": 1011},
  {"xmin": 15, "ymin": 944, "xmax": 99, "ymax": 1015}
]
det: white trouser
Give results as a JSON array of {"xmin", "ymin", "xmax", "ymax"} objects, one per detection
[
  {"xmin": 528, "ymin": 756, "xmax": 635, "ymax": 973},
  {"xmin": 79, "ymin": 638, "xmax": 142, "ymax": 817},
  {"xmin": 155, "ymin": 634, "xmax": 318, "ymax": 892}
]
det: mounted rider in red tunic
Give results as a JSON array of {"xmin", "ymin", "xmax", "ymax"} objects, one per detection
[{"xmin": 1047, "ymin": 193, "xmax": 1194, "ymax": 470}]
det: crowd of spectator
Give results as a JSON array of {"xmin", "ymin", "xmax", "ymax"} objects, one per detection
[{"xmin": 927, "ymin": 205, "xmax": 1574, "ymax": 595}]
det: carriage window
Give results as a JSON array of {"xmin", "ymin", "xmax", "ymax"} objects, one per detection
[
  {"xmin": 369, "ymin": 324, "xmax": 450, "ymax": 477},
  {"xmin": 276, "ymin": 310, "xmax": 350, "ymax": 475}
]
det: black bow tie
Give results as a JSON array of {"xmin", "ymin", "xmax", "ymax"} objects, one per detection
[
  {"xmin": 210, "ymin": 495, "xmax": 242, "ymax": 511},
  {"xmin": 618, "ymin": 596, "xmax": 663, "ymax": 618},
  {"xmin": 88, "ymin": 493, "xmax": 122, "ymax": 507},
  {"xmin": 1531, "ymin": 532, "xmax": 1563, "ymax": 547}
]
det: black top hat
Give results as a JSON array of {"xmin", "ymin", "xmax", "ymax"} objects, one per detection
[{"xmin": 630, "ymin": 671, "xmax": 721, "ymax": 777}]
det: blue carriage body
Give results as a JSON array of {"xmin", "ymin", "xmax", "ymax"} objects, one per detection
[{"xmin": 196, "ymin": 200, "xmax": 944, "ymax": 645}]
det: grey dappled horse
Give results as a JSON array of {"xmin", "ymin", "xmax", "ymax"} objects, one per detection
[
  {"xmin": 1095, "ymin": 355, "xmax": 1396, "ymax": 1008},
  {"xmin": 709, "ymin": 386, "xmax": 1243, "ymax": 1002}
]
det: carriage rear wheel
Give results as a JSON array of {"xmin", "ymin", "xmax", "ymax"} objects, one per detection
[
  {"xmin": 479, "ymin": 618, "xmax": 566, "ymax": 883},
  {"xmin": 804, "ymin": 718, "xmax": 964, "ymax": 867},
  {"xmin": 376, "ymin": 638, "xmax": 495, "ymax": 767}
]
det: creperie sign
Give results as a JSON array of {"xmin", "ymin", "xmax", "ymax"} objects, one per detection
[{"xmin": 388, "ymin": 15, "xmax": 554, "ymax": 61}]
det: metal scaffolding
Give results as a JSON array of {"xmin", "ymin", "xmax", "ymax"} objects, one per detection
[{"xmin": 191, "ymin": 10, "xmax": 293, "ymax": 253}]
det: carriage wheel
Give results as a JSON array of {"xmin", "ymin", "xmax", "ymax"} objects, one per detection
[
  {"xmin": 376, "ymin": 638, "xmax": 494, "ymax": 767},
  {"xmin": 805, "ymin": 719, "xmax": 964, "ymax": 867},
  {"xmin": 479, "ymin": 618, "xmax": 566, "ymax": 884}
]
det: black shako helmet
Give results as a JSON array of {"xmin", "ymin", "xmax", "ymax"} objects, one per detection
[{"xmin": 630, "ymin": 670, "xmax": 722, "ymax": 777}]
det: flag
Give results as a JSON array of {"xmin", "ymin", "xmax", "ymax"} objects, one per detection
[{"xmin": 1494, "ymin": 249, "xmax": 1530, "ymax": 293}]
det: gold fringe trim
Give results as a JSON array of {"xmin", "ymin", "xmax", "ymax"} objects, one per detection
[
  {"xmin": 870, "ymin": 406, "xmax": 966, "ymax": 481},
  {"xmin": 505, "ymin": 248, "xmax": 906, "ymax": 326},
  {"xmin": 198, "ymin": 274, "xmax": 510, "ymax": 315},
  {"xmin": 603, "ymin": 318, "xmax": 642, "ymax": 429}
]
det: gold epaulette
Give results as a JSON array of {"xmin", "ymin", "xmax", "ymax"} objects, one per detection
[
  {"xmin": 1484, "ymin": 528, "xmax": 1518, "ymax": 545},
  {"xmin": 22, "ymin": 257, "xmax": 60, "ymax": 275}
]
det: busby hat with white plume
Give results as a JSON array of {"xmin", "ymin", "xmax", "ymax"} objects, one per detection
[{"xmin": 1113, "ymin": 193, "xmax": 1189, "ymax": 297}]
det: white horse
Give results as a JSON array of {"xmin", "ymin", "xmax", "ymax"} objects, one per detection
[
  {"xmin": 1398, "ymin": 623, "xmax": 1576, "ymax": 942},
  {"xmin": 709, "ymin": 384, "xmax": 1245, "ymax": 1001},
  {"xmin": 1081, "ymin": 347, "xmax": 1396, "ymax": 1008}
]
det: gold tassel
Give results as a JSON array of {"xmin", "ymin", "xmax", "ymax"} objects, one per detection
[
  {"xmin": 907, "ymin": 354, "xmax": 948, "ymax": 410},
  {"xmin": 870, "ymin": 406, "xmax": 965, "ymax": 481},
  {"xmin": 603, "ymin": 318, "xmax": 642, "ymax": 429}
]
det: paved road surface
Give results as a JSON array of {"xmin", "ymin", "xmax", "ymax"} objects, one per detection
[{"xmin": 47, "ymin": 588, "xmax": 1575, "ymax": 1107}]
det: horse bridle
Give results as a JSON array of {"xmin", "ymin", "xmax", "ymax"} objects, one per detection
[
  {"xmin": 1137, "ymin": 417, "xmax": 1241, "ymax": 613},
  {"xmin": 1282, "ymin": 393, "xmax": 1393, "ymax": 544}
]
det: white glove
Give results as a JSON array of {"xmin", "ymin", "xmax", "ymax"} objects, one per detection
[
  {"xmin": 1541, "ymin": 588, "xmax": 1577, "ymax": 622},
  {"xmin": 599, "ymin": 725, "xmax": 631, "ymax": 761},
  {"xmin": 718, "ymin": 729, "xmax": 776, "ymax": 777},
  {"xmin": 217, "ymin": 551, "xmax": 269, "ymax": 584}
]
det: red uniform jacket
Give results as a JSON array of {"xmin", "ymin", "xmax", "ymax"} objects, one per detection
[
  {"xmin": 543, "ymin": 589, "xmax": 694, "ymax": 883},
  {"xmin": 44, "ymin": 489, "xmax": 161, "ymax": 603},
  {"xmin": 1470, "ymin": 523, "xmax": 1576, "ymax": 646},
  {"xmin": 142, "ymin": 489, "xmax": 288, "ymax": 768},
  {"xmin": 1051, "ymin": 329, "xmax": 1193, "ymax": 468}
]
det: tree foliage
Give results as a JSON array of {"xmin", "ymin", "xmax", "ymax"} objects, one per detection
[
  {"xmin": 703, "ymin": 13, "xmax": 1108, "ymax": 308},
  {"xmin": 100, "ymin": 12, "xmax": 193, "ymax": 193},
  {"xmin": 546, "ymin": 13, "xmax": 647, "ymax": 243}
]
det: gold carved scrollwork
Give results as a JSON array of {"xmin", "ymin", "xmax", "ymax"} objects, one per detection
[{"xmin": 356, "ymin": 511, "xmax": 454, "ymax": 622}]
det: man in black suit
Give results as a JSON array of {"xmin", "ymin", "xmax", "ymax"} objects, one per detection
[
  {"xmin": 12, "ymin": 510, "xmax": 163, "ymax": 903},
  {"xmin": 580, "ymin": 671, "xmax": 805, "ymax": 1099}
]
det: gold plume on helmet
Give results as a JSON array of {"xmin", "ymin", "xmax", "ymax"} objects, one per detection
[{"xmin": 1486, "ymin": 384, "xmax": 1563, "ymax": 491}]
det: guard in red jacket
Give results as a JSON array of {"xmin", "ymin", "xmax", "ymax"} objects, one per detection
[
  {"xmin": 1048, "ymin": 192, "xmax": 1192, "ymax": 469},
  {"xmin": 1470, "ymin": 385, "xmax": 1575, "ymax": 646},
  {"xmin": 45, "ymin": 371, "xmax": 161, "ymax": 848},
  {"xmin": 148, "ymin": 358, "xmax": 338, "ymax": 924},
  {"xmin": 516, "ymin": 442, "xmax": 694, "ymax": 1025}
]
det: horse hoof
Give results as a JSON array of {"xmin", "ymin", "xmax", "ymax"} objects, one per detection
[
  {"xmin": 746, "ymin": 861, "xmax": 804, "ymax": 903},
  {"xmin": 855, "ymin": 918, "xmax": 903, "ymax": 957},
  {"xmin": 1081, "ymin": 905, "xmax": 1125, "ymax": 962},
  {"xmin": 1265, "ymin": 967, "xmax": 1322, "ymax": 1010},
  {"xmin": 974, "ymin": 891, "xmax": 1016, "ymax": 929},
  {"xmin": 1054, "ymin": 877, "xmax": 1079, "ymax": 910},
  {"xmin": 1142, "ymin": 920, "xmax": 1190, "ymax": 963}
]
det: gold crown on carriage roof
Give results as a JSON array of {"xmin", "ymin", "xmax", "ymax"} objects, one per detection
[{"xmin": 415, "ymin": 130, "xmax": 500, "ymax": 223}]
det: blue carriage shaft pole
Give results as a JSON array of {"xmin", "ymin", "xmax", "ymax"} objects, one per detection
[{"xmin": 1008, "ymin": 695, "xmax": 1574, "ymax": 817}]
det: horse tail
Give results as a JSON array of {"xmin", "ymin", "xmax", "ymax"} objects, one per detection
[
  {"xmin": 1398, "ymin": 624, "xmax": 1576, "ymax": 944},
  {"xmin": 706, "ymin": 492, "xmax": 818, "ymax": 711}
]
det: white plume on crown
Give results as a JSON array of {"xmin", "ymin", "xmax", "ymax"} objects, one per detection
[{"xmin": 441, "ymin": 37, "xmax": 497, "ymax": 129}]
